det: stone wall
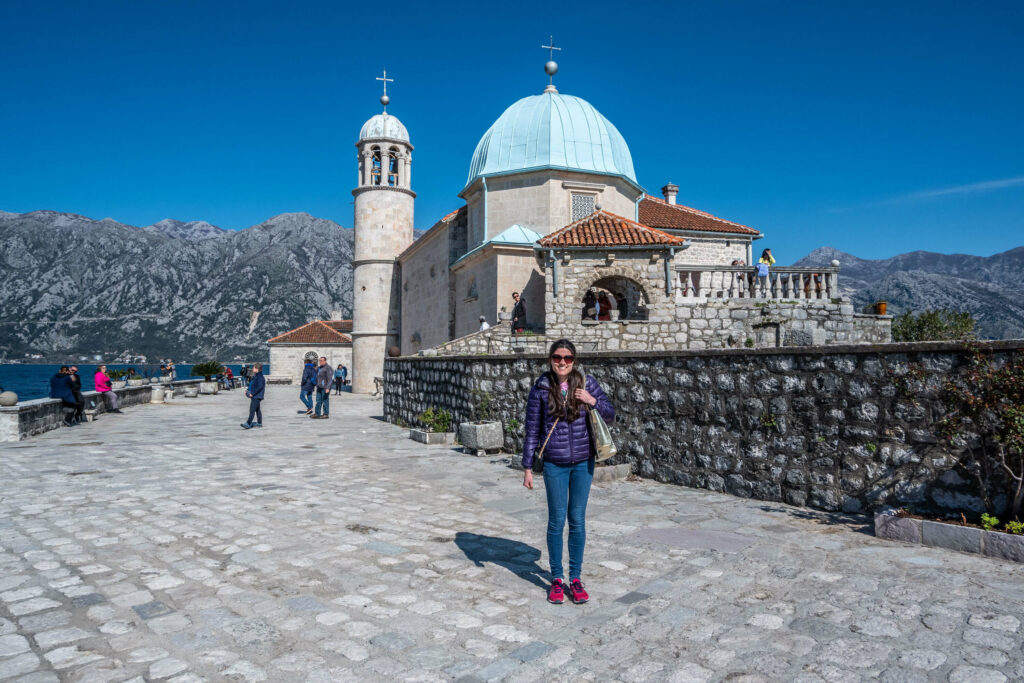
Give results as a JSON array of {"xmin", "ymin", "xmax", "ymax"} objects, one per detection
[
  {"xmin": 384, "ymin": 341, "xmax": 1024, "ymax": 517},
  {"xmin": 0, "ymin": 379, "xmax": 203, "ymax": 442}
]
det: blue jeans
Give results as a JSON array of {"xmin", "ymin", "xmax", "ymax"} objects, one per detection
[
  {"xmin": 300, "ymin": 389, "xmax": 313, "ymax": 410},
  {"xmin": 543, "ymin": 458, "xmax": 594, "ymax": 581},
  {"xmin": 315, "ymin": 388, "xmax": 329, "ymax": 416}
]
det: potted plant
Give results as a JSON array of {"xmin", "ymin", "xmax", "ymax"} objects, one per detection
[
  {"xmin": 108, "ymin": 369, "xmax": 128, "ymax": 390},
  {"xmin": 126, "ymin": 373, "xmax": 146, "ymax": 388},
  {"xmin": 459, "ymin": 389, "xmax": 504, "ymax": 456},
  {"xmin": 409, "ymin": 406, "xmax": 455, "ymax": 445},
  {"xmin": 191, "ymin": 361, "xmax": 223, "ymax": 394}
]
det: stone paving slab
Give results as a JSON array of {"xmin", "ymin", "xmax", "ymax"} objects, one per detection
[{"xmin": 1, "ymin": 386, "xmax": 1023, "ymax": 681}]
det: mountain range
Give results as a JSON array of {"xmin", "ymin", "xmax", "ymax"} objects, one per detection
[
  {"xmin": 0, "ymin": 210, "xmax": 354, "ymax": 362},
  {"xmin": 795, "ymin": 246, "xmax": 1024, "ymax": 339},
  {"xmin": 0, "ymin": 209, "xmax": 1020, "ymax": 362}
]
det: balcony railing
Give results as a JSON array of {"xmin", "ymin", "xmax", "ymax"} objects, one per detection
[{"xmin": 673, "ymin": 265, "xmax": 840, "ymax": 301}]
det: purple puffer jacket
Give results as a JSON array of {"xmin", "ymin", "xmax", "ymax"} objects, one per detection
[{"xmin": 521, "ymin": 372, "xmax": 615, "ymax": 469}]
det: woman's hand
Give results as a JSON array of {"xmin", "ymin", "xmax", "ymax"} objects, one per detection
[
  {"xmin": 523, "ymin": 469, "xmax": 534, "ymax": 490},
  {"xmin": 575, "ymin": 388, "xmax": 597, "ymax": 406}
]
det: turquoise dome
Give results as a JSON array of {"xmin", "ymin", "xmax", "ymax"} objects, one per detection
[{"xmin": 466, "ymin": 91, "xmax": 637, "ymax": 189}]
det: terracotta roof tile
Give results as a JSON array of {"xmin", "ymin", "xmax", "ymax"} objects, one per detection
[
  {"xmin": 267, "ymin": 320, "xmax": 352, "ymax": 344},
  {"xmin": 537, "ymin": 210, "xmax": 686, "ymax": 248},
  {"xmin": 639, "ymin": 195, "xmax": 760, "ymax": 236}
]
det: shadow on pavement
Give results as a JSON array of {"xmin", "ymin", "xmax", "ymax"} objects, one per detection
[
  {"xmin": 454, "ymin": 532, "xmax": 548, "ymax": 589},
  {"xmin": 757, "ymin": 504, "xmax": 874, "ymax": 536}
]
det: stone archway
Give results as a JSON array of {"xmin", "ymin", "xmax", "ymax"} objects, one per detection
[{"xmin": 581, "ymin": 271, "xmax": 651, "ymax": 321}]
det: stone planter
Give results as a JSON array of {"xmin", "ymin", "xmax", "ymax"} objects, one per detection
[
  {"xmin": 150, "ymin": 385, "xmax": 165, "ymax": 404},
  {"xmin": 199, "ymin": 381, "xmax": 219, "ymax": 395},
  {"xmin": 498, "ymin": 312, "xmax": 512, "ymax": 322},
  {"xmin": 409, "ymin": 429, "xmax": 455, "ymax": 445},
  {"xmin": 163, "ymin": 388, "xmax": 175, "ymax": 401},
  {"xmin": 459, "ymin": 421, "xmax": 503, "ymax": 455},
  {"xmin": 111, "ymin": 381, "xmax": 127, "ymax": 390},
  {"xmin": 874, "ymin": 512, "xmax": 1024, "ymax": 563},
  {"xmin": 150, "ymin": 377, "xmax": 161, "ymax": 384},
  {"xmin": 127, "ymin": 379, "xmax": 145, "ymax": 388},
  {"xmin": 183, "ymin": 387, "xmax": 199, "ymax": 398}
]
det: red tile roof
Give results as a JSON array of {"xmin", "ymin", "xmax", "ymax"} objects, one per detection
[
  {"xmin": 639, "ymin": 195, "xmax": 760, "ymax": 236},
  {"xmin": 267, "ymin": 320, "xmax": 352, "ymax": 344},
  {"xmin": 537, "ymin": 210, "xmax": 687, "ymax": 248}
]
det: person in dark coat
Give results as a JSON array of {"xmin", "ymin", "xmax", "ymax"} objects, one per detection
[
  {"xmin": 511, "ymin": 291, "xmax": 526, "ymax": 333},
  {"xmin": 240, "ymin": 363, "xmax": 266, "ymax": 429},
  {"xmin": 49, "ymin": 367, "xmax": 78, "ymax": 426},
  {"xmin": 68, "ymin": 365, "xmax": 86, "ymax": 423},
  {"xmin": 299, "ymin": 360, "xmax": 316, "ymax": 415},
  {"xmin": 522, "ymin": 339, "xmax": 614, "ymax": 605}
]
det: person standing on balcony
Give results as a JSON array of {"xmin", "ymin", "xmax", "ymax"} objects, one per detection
[
  {"xmin": 522, "ymin": 339, "xmax": 615, "ymax": 605},
  {"xmin": 756, "ymin": 248, "xmax": 775, "ymax": 295}
]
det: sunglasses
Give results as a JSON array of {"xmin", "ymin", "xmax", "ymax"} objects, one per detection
[{"xmin": 550, "ymin": 354, "xmax": 575, "ymax": 364}]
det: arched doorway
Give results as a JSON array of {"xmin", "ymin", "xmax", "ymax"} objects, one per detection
[{"xmin": 582, "ymin": 276, "xmax": 649, "ymax": 321}]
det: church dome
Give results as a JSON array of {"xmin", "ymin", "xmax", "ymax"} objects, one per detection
[
  {"xmin": 359, "ymin": 113, "xmax": 409, "ymax": 142},
  {"xmin": 466, "ymin": 91, "xmax": 637, "ymax": 188}
]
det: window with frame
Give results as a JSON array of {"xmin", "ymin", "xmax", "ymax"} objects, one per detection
[{"xmin": 571, "ymin": 193, "xmax": 596, "ymax": 221}]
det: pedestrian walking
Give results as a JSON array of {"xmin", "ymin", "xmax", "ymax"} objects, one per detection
[
  {"xmin": 240, "ymin": 363, "xmax": 265, "ymax": 429},
  {"xmin": 313, "ymin": 356, "xmax": 333, "ymax": 419},
  {"xmin": 94, "ymin": 364, "xmax": 122, "ymax": 413},
  {"xmin": 521, "ymin": 339, "xmax": 615, "ymax": 605},
  {"xmin": 333, "ymin": 365, "xmax": 344, "ymax": 395},
  {"xmin": 479, "ymin": 315, "xmax": 490, "ymax": 331},
  {"xmin": 298, "ymin": 359, "xmax": 315, "ymax": 414}
]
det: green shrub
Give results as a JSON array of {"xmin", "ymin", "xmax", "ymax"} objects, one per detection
[
  {"xmin": 981, "ymin": 513, "xmax": 1000, "ymax": 531},
  {"xmin": 892, "ymin": 309, "xmax": 976, "ymax": 342},
  {"xmin": 472, "ymin": 389, "xmax": 494, "ymax": 423},
  {"xmin": 1005, "ymin": 520, "xmax": 1024, "ymax": 535},
  {"xmin": 416, "ymin": 406, "xmax": 452, "ymax": 433}
]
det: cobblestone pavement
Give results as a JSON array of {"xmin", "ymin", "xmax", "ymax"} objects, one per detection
[{"xmin": 1, "ymin": 387, "xmax": 1023, "ymax": 682}]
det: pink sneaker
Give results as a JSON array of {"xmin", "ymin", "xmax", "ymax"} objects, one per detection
[
  {"xmin": 569, "ymin": 579, "xmax": 589, "ymax": 604},
  {"xmin": 547, "ymin": 579, "xmax": 564, "ymax": 604}
]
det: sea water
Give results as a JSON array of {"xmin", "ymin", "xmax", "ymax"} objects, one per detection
[{"xmin": 0, "ymin": 364, "xmax": 267, "ymax": 401}]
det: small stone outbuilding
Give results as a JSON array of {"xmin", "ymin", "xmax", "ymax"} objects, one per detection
[{"xmin": 266, "ymin": 320, "xmax": 352, "ymax": 385}]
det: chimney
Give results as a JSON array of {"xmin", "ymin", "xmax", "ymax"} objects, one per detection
[
  {"xmin": 330, "ymin": 310, "xmax": 342, "ymax": 321},
  {"xmin": 661, "ymin": 183, "xmax": 679, "ymax": 205}
]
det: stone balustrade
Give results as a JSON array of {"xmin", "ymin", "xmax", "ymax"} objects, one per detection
[{"xmin": 674, "ymin": 265, "xmax": 840, "ymax": 301}]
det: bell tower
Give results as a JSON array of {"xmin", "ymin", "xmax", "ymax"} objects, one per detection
[{"xmin": 351, "ymin": 71, "xmax": 414, "ymax": 394}]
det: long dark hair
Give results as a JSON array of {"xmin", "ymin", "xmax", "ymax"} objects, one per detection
[
  {"xmin": 761, "ymin": 248, "xmax": 772, "ymax": 260},
  {"xmin": 544, "ymin": 339, "xmax": 585, "ymax": 419}
]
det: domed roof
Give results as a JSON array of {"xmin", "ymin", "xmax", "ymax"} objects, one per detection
[
  {"xmin": 359, "ymin": 113, "xmax": 409, "ymax": 142},
  {"xmin": 466, "ymin": 91, "xmax": 637, "ymax": 189}
]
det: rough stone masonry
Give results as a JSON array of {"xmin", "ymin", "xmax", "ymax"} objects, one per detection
[{"xmin": 384, "ymin": 340, "xmax": 1024, "ymax": 518}]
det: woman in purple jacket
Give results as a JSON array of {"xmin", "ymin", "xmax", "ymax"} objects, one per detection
[{"xmin": 522, "ymin": 339, "xmax": 615, "ymax": 605}]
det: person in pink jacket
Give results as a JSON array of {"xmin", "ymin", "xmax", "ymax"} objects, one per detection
[{"xmin": 94, "ymin": 365, "xmax": 122, "ymax": 413}]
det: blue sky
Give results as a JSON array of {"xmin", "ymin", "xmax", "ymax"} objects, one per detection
[{"xmin": 1, "ymin": 0, "xmax": 1021, "ymax": 261}]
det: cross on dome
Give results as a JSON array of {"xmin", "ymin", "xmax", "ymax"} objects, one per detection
[
  {"xmin": 376, "ymin": 69, "xmax": 394, "ymax": 111},
  {"xmin": 541, "ymin": 36, "xmax": 561, "ymax": 93}
]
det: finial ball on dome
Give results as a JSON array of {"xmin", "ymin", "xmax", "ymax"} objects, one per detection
[
  {"xmin": 380, "ymin": 94, "xmax": 390, "ymax": 107},
  {"xmin": 545, "ymin": 60, "xmax": 558, "ymax": 76}
]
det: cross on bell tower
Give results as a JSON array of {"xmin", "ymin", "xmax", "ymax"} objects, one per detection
[{"xmin": 376, "ymin": 69, "xmax": 394, "ymax": 111}]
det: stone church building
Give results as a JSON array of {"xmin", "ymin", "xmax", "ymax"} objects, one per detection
[{"xmin": 339, "ymin": 62, "xmax": 889, "ymax": 393}]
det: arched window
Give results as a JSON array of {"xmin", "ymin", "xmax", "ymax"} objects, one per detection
[
  {"xmin": 388, "ymin": 149, "xmax": 399, "ymax": 186},
  {"xmin": 371, "ymin": 147, "xmax": 382, "ymax": 185}
]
